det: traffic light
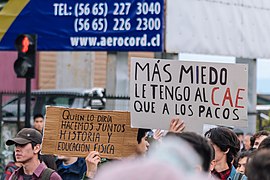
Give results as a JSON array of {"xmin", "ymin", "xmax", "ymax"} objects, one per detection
[{"xmin": 14, "ymin": 34, "xmax": 37, "ymax": 78}]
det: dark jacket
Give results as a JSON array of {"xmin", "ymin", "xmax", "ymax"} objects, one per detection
[
  {"xmin": 56, "ymin": 158, "xmax": 87, "ymax": 180},
  {"xmin": 40, "ymin": 154, "xmax": 57, "ymax": 170}
]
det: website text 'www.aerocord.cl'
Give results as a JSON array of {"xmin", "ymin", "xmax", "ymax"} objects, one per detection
[{"xmin": 70, "ymin": 34, "xmax": 160, "ymax": 47}]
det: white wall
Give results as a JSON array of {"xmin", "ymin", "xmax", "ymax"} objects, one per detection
[
  {"xmin": 56, "ymin": 52, "xmax": 94, "ymax": 89},
  {"xmin": 166, "ymin": 0, "xmax": 270, "ymax": 59}
]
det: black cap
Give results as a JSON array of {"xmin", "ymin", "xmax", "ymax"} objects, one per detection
[{"xmin": 6, "ymin": 128, "xmax": 42, "ymax": 146}]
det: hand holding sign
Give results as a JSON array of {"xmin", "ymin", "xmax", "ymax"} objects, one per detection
[
  {"xmin": 85, "ymin": 151, "xmax": 100, "ymax": 179},
  {"xmin": 153, "ymin": 129, "xmax": 163, "ymax": 140},
  {"xmin": 169, "ymin": 118, "xmax": 185, "ymax": 133}
]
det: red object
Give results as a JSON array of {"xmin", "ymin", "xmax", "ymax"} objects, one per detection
[{"xmin": 21, "ymin": 37, "xmax": 30, "ymax": 53}]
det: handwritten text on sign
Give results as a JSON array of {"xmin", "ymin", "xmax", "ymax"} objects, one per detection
[
  {"xmin": 42, "ymin": 107, "xmax": 138, "ymax": 158},
  {"xmin": 130, "ymin": 58, "xmax": 248, "ymax": 131}
]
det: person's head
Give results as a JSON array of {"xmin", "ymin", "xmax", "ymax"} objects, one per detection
[
  {"xmin": 136, "ymin": 128, "xmax": 151, "ymax": 155},
  {"xmin": 6, "ymin": 128, "xmax": 42, "ymax": 164},
  {"xmin": 33, "ymin": 114, "xmax": 44, "ymax": 133},
  {"xmin": 244, "ymin": 133, "xmax": 253, "ymax": 151},
  {"xmin": 234, "ymin": 128, "xmax": 244, "ymax": 142},
  {"xmin": 235, "ymin": 151, "xmax": 252, "ymax": 174},
  {"xmin": 252, "ymin": 130, "xmax": 269, "ymax": 149},
  {"xmin": 166, "ymin": 132, "xmax": 213, "ymax": 172},
  {"xmin": 258, "ymin": 136, "xmax": 270, "ymax": 150},
  {"xmin": 246, "ymin": 149, "xmax": 270, "ymax": 180},
  {"xmin": 205, "ymin": 127, "xmax": 240, "ymax": 168}
]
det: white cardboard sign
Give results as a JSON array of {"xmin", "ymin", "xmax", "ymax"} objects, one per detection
[{"xmin": 130, "ymin": 57, "xmax": 248, "ymax": 132}]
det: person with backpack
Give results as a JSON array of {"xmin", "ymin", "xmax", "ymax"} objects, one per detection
[{"xmin": 5, "ymin": 128, "xmax": 62, "ymax": 180}]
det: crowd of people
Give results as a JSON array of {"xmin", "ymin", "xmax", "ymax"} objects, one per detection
[{"xmin": 1, "ymin": 114, "xmax": 270, "ymax": 180}]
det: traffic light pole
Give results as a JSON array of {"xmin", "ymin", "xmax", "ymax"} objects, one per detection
[
  {"xmin": 25, "ymin": 77, "xmax": 31, "ymax": 128},
  {"xmin": 14, "ymin": 34, "xmax": 37, "ymax": 128}
]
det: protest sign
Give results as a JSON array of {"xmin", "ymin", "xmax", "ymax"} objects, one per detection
[
  {"xmin": 130, "ymin": 57, "xmax": 248, "ymax": 132},
  {"xmin": 42, "ymin": 106, "xmax": 138, "ymax": 158}
]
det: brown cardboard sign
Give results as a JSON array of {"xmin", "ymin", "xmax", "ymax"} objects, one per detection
[{"xmin": 42, "ymin": 106, "xmax": 138, "ymax": 159}]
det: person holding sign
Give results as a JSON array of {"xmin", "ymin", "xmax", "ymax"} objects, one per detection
[
  {"xmin": 82, "ymin": 128, "xmax": 157, "ymax": 179},
  {"xmin": 5, "ymin": 128, "xmax": 62, "ymax": 179},
  {"xmin": 56, "ymin": 151, "xmax": 101, "ymax": 180},
  {"xmin": 80, "ymin": 128, "xmax": 158, "ymax": 179},
  {"xmin": 56, "ymin": 155, "xmax": 87, "ymax": 180},
  {"xmin": 83, "ymin": 151, "xmax": 101, "ymax": 180},
  {"xmin": 82, "ymin": 118, "xmax": 185, "ymax": 179},
  {"xmin": 135, "ymin": 118, "xmax": 185, "ymax": 156},
  {"xmin": 136, "ymin": 128, "xmax": 151, "ymax": 156}
]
